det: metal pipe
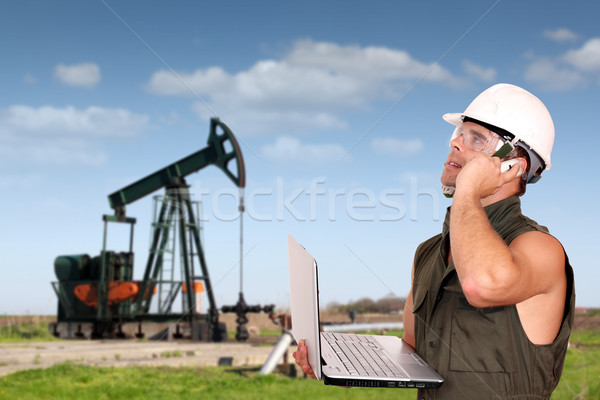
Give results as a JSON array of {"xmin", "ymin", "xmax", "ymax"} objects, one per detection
[{"xmin": 259, "ymin": 331, "xmax": 294, "ymax": 375}]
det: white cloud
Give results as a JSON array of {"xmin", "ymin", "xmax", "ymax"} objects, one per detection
[
  {"xmin": 192, "ymin": 102, "xmax": 347, "ymax": 135},
  {"xmin": 462, "ymin": 60, "xmax": 496, "ymax": 82},
  {"xmin": 564, "ymin": 38, "xmax": 600, "ymax": 72},
  {"xmin": 54, "ymin": 62, "xmax": 101, "ymax": 88},
  {"xmin": 0, "ymin": 138, "xmax": 108, "ymax": 167},
  {"xmin": 262, "ymin": 136, "xmax": 349, "ymax": 165},
  {"xmin": 147, "ymin": 67, "xmax": 230, "ymax": 96},
  {"xmin": 524, "ymin": 37, "xmax": 600, "ymax": 90},
  {"xmin": 524, "ymin": 58, "xmax": 586, "ymax": 91},
  {"xmin": 146, "ymin": 39, "xmax": 460, "ymax": 134},
  {"xmin": 1, "ymin": 105, "xmax": 148, "ymax": 137},
  {"xmin": 285, "ymin": 40, "xmax": 455, "ymax": 83},
  {"xmin": 0, "ymin": 105, "xmax": 149, "ymax": 166},
  {"xmin": 370, "ymin": 137, "xmax": 424, "ymax": 157},
  {"xmin": 543, "ymin": 28, "xmax": 579, "ymax": 43}
]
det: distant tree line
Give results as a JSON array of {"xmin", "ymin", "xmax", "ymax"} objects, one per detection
[{"xmin": 325, "ymin": 294, "xmax": 406, "ymax": 314}]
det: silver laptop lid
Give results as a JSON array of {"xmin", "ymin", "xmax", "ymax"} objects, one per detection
[{"xmin": 287, "ymin": 234, "xmax": 322, "ymax": 380}]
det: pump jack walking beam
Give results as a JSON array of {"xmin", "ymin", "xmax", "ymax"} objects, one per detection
[
  {"xmin": 108, "ymin": 117, "xmax": 246, "ymax": 220},
  {"xmin": 103, "ymin": 118, "xmax": 245, "ymax": 333}
]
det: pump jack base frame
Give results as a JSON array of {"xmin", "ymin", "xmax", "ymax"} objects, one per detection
[{"xmin": 51, "ymin": 317, "xmax": 227, "ymax": 342}]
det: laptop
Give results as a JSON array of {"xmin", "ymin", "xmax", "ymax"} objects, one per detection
[{"xmin": 287, "ymin": 234, "xmax": 444, "ymax": 389}]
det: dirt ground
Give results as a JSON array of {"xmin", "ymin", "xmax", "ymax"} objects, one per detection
[
  {"xmin": 0, "ymin": 338, "xmax": 289, "ymax": 377},
  {"xmin": 0, "ymin": 312, "xmax": 403, "ymax": 378},
  {"xmin": 1, "ymin": 312, "xmax": 597, "ymax": 378}
]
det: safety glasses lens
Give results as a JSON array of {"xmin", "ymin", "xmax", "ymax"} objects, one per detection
[{"xmin": 453, "ymin": 127, "xmax": 502, "ymax": 154}]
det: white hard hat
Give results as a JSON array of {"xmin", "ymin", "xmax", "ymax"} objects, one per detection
[{"xmin": 443, "ymin": 83, "xmax": 555, "ymax": 183}]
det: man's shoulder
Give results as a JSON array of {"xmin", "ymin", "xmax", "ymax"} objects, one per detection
[
  {"xmin": 414, "ymin": 233, "xmax": 444, "ymax": 268},
  {"xmin": 417, "ymin": 233, "xmax": 444, "ymax": 252},
  {"xmin": 495, "ymin": 203, "xmax": 551, "ymax": 244}
]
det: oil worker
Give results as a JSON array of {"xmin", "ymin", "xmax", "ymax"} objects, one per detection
[{"xmin": 294, "ymin": 83, "xmax": 575, "ymax": 399}]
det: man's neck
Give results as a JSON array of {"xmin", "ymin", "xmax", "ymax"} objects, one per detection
[{"xmin": 453, "ymin": 184, "xmax": 520, "ymax": 208}]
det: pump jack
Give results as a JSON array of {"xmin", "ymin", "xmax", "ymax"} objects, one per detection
[{"xmin": 52, "ymin": 118, "xmax": 245, "ymax": 340}]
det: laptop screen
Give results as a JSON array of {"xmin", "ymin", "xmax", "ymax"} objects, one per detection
[{"xmin": 288, "ymin": 235, "xmax": 323, "ymax": 380}]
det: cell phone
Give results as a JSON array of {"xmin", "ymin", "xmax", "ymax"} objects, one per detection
[{"xmin": 501, "ymin": 159, "xmax": 521, "ymax": 176}]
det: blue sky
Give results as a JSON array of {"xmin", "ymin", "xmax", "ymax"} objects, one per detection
[{"xmin": 1, "ymin": 0, "xmax": 598, "ymax": 315}]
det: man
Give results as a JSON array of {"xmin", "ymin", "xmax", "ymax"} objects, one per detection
[{"xmin": 294, "ymin": 83, "xmax": 575, "ymax": 399}]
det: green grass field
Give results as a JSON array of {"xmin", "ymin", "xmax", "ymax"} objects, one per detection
[
  {"xmin": 0, "ymin": 321, "xmax": 59, "ymax": 343},
  {"xmin": 0, "ymin": 363, "xmax": 419, "ymax": 400},
  {"xmin": 0, "ymin": 322, "xmax": 598, "ymax": 399}
]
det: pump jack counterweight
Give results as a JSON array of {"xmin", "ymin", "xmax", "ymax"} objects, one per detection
[{"xmin": 51, "ymin": 118, "xmax": 245, "ymax": 341}]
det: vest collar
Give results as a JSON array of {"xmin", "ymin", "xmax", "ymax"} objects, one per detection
[{"xmin": 442, "ymin": 195, "xmax": 522, "ymax": 237}]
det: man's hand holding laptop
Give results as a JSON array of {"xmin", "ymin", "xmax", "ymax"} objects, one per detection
[{"xmin": 293, "ymin": 339, "xmax": 317, "ymax": 379}]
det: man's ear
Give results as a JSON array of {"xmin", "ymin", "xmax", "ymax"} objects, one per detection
[{"xmin": 517, "ymin": 157, "xmax": 528, "ymax": 177}]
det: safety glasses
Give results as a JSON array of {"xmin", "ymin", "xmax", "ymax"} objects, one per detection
[{"xmin": 450, "ymin": 124, "xmax": 505, "ymax": 155}]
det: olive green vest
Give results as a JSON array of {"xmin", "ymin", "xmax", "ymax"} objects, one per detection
[{"xmin": 412, "ymin": 196, "xmax": 575, "ymax": 400}]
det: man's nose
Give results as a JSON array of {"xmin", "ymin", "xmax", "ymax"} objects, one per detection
[{"xmin": 450, "ymin": 133, "xmax": 465, "ymax": 151}]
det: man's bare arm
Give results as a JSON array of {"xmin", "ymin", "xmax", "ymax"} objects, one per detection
[{"xmin": 451, "ymin": 157, "xmax": 565, "ymax": 308}]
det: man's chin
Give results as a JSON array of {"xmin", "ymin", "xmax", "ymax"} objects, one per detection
[{"xmin": 440, "ymin": 175, "xmax": 456, "ymax": 188}]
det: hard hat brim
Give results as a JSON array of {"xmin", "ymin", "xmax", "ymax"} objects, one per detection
[{"xmin": 442, "ymin": 113, "xmax": 463, "ymax": 127}]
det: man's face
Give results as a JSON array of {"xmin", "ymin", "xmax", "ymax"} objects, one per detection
[{"xmin": 440, "ymin": 121, "xmax": 503, "ymax": 187}]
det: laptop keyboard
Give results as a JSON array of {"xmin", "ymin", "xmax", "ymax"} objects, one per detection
[{"xmin": 322, "ymin": 332, "xmax": 408, "ymax": 378}]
